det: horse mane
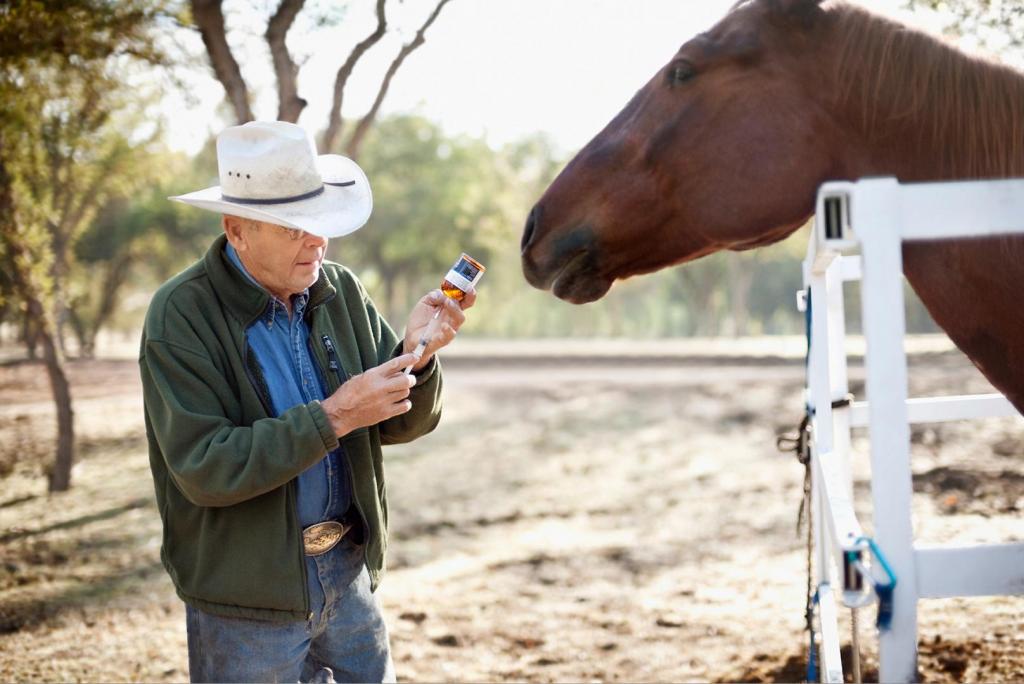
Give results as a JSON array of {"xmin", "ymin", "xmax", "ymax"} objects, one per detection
[{"xmin": 826, "ymin": 1, "xmax": 1024, "ymax": 179}]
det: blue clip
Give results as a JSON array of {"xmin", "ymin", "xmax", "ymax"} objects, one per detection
[{"xmin": 854, "ymin": 536, "xmax": 898, "ymax": 631}]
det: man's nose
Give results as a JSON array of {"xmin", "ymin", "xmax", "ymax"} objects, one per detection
[{"xmin": 304, "ymin": 232, "xmax": 328, "ymax": 247}]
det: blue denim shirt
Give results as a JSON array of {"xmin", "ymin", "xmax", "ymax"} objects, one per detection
[{"xmin": 226, "ymin": 244, "xmax": 350, "ymax": 527}]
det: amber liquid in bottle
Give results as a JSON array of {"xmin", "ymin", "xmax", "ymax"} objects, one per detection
[{"xmin": 441, "ymin": 285, "xmax": 467, "ymax": 301}]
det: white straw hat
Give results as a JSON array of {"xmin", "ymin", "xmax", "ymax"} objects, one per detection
[{"xmin": 170, "ymin": 121, "xmax": 372, "ymax": 239}]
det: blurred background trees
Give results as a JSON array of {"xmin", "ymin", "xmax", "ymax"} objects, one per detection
[
  {"xmin": 0, "ymin": 0, "xmax": 176, "ymax": 490},
  {"xmin": 188, "ymin": 0, "xmax": 455, "ymax": 156},
  {"xmin": 7, "ymin": 0, "xmax": 1007, "ymax": 492},
  {"xmin": 905, "ymin": 0, "xmax": 1024, "ymax": 58}
]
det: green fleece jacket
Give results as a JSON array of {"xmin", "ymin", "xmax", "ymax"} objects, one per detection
[{"xmin": 139, "ymin": 235, "xmax": 442, "ymax": 622}]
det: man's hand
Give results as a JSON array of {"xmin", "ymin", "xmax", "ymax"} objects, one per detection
[
  {"xmin": 403, "ymin": 288, "xmax": 478, "ymax": 372},
  {"xmin": 320, "ymin": 353, "xmax": 420, "ymax": 437}
]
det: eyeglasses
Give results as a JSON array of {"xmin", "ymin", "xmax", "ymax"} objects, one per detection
[
  {"xmin": 244, "ymin": 220, "xmax": 306, "ymax": 241},
  {"xmin": 275, "ymin": 225, "xmax": 306, "ymax": 241}
]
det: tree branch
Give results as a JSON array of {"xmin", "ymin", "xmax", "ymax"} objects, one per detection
[
  {"xmin": 190, "ymin": 0, "xmax": 254, "ymax": 124},
  {"xmin": 322, "ymin": 0, "xmax": 387, "ymax": 152},
  {"xmin": 344, "ymin": 0, "xmax": 454, "ymax": 159},
  {"xmin": 266, "ymin": 0, "xmax": 307, "ymax": 123}
]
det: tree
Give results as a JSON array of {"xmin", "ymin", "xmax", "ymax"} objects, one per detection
[
  {"xmin": 189, "ymin": 0, "xmax": 455, "ymax": 159},
  {"xmin": 906, "ymin": 0, "xmax": 1024, "ymax": 57},
  {"xmin": 0, "ymin": 0, "xmax": 170, "ymax": 491},
  {"xmin": 338, "ymin": 115, "xmax": 501, "ymax": 322},
  {"xmin": 68, "ymin": 148, "xmax": 216, "ymax": 357}
]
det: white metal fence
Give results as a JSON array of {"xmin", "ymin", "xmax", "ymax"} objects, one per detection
[{"xmin": 801, "ymin": 177, "xmax": 1024, "ymax": 683}]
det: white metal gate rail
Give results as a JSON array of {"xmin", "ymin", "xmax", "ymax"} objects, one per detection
[{"xmin": 801, "ymin": 177, "xmax": 1024, "ymax": 683}]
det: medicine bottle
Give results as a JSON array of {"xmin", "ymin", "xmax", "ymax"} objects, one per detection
[{"xmin": 440, "ymin": 253, "xmax": 485, "ymax": 301}]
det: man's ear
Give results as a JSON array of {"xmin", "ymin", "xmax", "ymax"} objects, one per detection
[{"xmin": 223, "ymin": 215, "xmax": 248, "ymax": 251}]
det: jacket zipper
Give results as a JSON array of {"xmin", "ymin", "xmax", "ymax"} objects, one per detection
[
  {"xmin": 241, "ymin": 330, "xmax": 311, "ymax": 621},
  {"xmin": 318, "ymin": 332, "xmax": 372, "ymax": 574},
  {"xmin": 320, "ymin": 334, "xmax": 346, "ymax": 388}
]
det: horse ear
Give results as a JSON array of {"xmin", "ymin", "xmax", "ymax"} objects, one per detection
[
  {"xmin": 774, "ymin": 0, "xmax": 823, "ymax": 9},
  {"xmin": 771, "ymin": 0, "xmax": 824, "ymax": 26}
]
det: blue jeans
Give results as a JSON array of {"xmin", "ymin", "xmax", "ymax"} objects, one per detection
[{"xmin": 186, "ymin": 538, "xmax": 395, "ymax": 683}]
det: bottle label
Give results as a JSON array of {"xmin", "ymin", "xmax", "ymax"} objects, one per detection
[
  {"xmin": 454, "ymin": 257, "xmax": 482, "ymax": 281},
  {"xmin": 444, "ymin": 268, "xmax": 473, "ymax": 293}
]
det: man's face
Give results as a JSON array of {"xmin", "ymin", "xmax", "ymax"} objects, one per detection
[{"xmin": 223, "ymin": 216, "xmax": 328, "ymax": 301}]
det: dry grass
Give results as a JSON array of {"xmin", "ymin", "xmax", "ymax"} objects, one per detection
[{"xmin": 1, "ymin": 343, "xmax": 1023, "ymax": 682}]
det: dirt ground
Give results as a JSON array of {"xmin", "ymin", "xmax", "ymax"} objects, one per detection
[{"xmin": 1, "ymin": 340, "xmax": 1022, "ymax": 683}]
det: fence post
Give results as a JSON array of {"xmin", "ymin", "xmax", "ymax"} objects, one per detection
[{"xmin": 853, "ymin": 178, "xmax": 919, "ymax": 683}]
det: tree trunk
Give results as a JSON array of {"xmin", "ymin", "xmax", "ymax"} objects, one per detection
[
  {"xmin": 0, "ymin": 152, "xmax": 75, "ymax": 491},
  {"xmin": 55, "ymin": 300, "xmax": 70, "ymax": 357},
  {"xmin": 67, "ymin": 308, "xmax": 93, "ymax": 359},
  {"xmin": 345, "ymin": 0, "xmax": 454, "ymax": 159},
  {"xmin": 725, "ymin": 252, "xmax": 754, "ymax": 337},
  {"xmin": 22, "ymin": 310, "xmax": 39, "ymax": 360},
  {"xmin": 191, "ymin": 0, "xmax": 254, "ymax": 124},
  {"xmin": 321, "ymin": 0, "xmax": 388, "ymax": 152},
  {"xmin": 36, "ymin": 307, "xmax": 74, "ymax": 492},
  {"xmin": 20, "ymin": 295, "xmax": 75, "ymax": 491},
  {"xmin": 70, "ymin": 253, "xmax": 132, "ymax": 359},
  {"xmin": 676, "ymin": 267, "xmax": 720, "ymax": 336},
  {"xmin": 266, "ymin": 0, "xmax": 308, "ymax": 123}
]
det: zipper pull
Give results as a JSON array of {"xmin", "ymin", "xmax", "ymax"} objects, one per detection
[
  {"xmin": 321, "ymin": 335, "xmax": 341, "ymax": 374},
  {"xmin": 319, "ymin": 331, "xmax": 348, "ymax": 387}
]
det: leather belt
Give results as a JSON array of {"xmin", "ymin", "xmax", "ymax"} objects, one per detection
[{"xmin": 302, "ymin": 520, "xmax": 352, "ymax": 556}]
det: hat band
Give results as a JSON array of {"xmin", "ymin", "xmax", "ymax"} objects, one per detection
[{"xmin": 221, "ymin": 180, "xmax": 355, "ymax": 206}]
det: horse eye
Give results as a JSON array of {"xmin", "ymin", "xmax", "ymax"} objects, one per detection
[{"xmin": 667, "ymin": 61, "xmax": 696, "ymax": 86}]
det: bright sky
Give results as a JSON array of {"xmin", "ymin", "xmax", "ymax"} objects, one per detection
[{"xmin": 164, "ymin": 0, "xmax": 954, "ymax": 157}]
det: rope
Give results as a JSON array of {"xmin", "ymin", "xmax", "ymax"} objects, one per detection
[
  {"xmin": 805, "ymin": 477, "xmax": 817, "ymax": 684},
  {"xmin": 776, "ymin": 412, "xmax": 816, "ymax": 683},
  {"xmin": 776, "ymin": 287, "xmax": 819, "ymax": 682},
  {"xmin": 784, "ymin": 279, "xmax": 900, "ymax": 682},
  {"xmin": 852, "ymin": 607, "xmax": 862, "ymax": 684}
]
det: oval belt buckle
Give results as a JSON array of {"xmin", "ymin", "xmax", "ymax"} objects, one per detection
[{"xmin": 302, "ymin": 521, "xmax": 346, "ymax": 556}]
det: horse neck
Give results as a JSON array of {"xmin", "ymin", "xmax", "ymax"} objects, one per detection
[
  {"xmin": 816, "ymin": 8, "xmax": 1024, "ymax": 409},
  {"xmin": 823, "ymin": 7, "xmax": 1024, "ymax": 182}
]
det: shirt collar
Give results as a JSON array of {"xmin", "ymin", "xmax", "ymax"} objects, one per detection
[
  {"xmin": 204, "ymin": 235, "xmax": 336, "ymax": 325},
  {"xmin": 225, "ymin": 242, "xmax": 309, "ymax": 329}
]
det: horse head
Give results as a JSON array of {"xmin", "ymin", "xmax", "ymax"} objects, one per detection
[{"xmin": 521, "ymin": 0, "xmax": 848, "ymax": 303}]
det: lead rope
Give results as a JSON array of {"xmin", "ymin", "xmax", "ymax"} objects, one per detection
[
  {"xmin": 803, "ymin": 445, "xmax": 817, "ymax": 684},
  {"xmin": 777, "ymin": 414, "xmax": 817, "ymax": 682},
  {"xmin": 781, "ymin": 286, "xmax": 899, "ymax": 683},
  {"xmin": 852, "ymin": 607, "xmax": 862, "ymax": 684},
  {"xmin": 776, "ymin": 288, "xmax": 818, "ymax": 682}
]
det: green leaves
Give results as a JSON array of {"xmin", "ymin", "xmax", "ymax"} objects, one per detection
[{"xmin": 905, "ymin": 0, "xmax": 1024, "ymax": 58}]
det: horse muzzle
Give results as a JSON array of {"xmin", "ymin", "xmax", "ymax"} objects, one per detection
[{"xmin": 521, "ymin": 212, "xmax": 612, "ymax": 303}]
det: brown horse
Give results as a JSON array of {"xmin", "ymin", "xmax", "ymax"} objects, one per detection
[{"xmin": 521, "ymin": 0, "xmax": 1024, "ymax": 410}]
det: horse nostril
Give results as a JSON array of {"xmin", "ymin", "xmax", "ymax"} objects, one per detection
[{"xmin": 522, "ymin": 205, "xmax": 541, "ymax": 253}]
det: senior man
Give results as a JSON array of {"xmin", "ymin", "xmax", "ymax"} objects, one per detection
[{"xmin": 139, "ymin": 121, "xmax": 474, "ymax": 683}]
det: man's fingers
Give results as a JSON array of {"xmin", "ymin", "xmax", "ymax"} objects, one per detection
[
  {"xmin": 385, "ymin": 373, "xmax": 415, "ymax": 394},
  {"xmin": 385, "ymin": 353, "xmax": 420, "ymax": 374},
  {"xmin": 388, "ymin": 399, "xmax": 413, "ymax": 417},
  {"xmin": 444, "ymin": 298, "xmax": 466, "ymax": 327},
  {"xmin": 459, "ymin": 288, "xmax": 477, "ymax": 310},
  {"xmin": 423, "ymin": 289, "xmax": 445, "ymax": 307},
  {"xmin": 423, "ymin": 324, "xmax": 456, "ymax": 355}
]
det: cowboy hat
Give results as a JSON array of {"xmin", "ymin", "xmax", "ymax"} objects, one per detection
[{"xmin": 170, "ymin": 120, "xmax": 372, "ymax": 239}]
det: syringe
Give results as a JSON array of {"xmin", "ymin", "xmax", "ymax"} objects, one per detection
[
  {"xmin": 403, "ymin": 309, "xmax": 442, "ymax": 375},
  {"xmin": 402, "ymin": 253, "xmax": 485, "ymax": 375}
]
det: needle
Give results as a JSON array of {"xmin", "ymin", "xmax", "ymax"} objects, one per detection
[{"xmin": 403, "ymin": 308, "xmax": 443, "ymax": 375}]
